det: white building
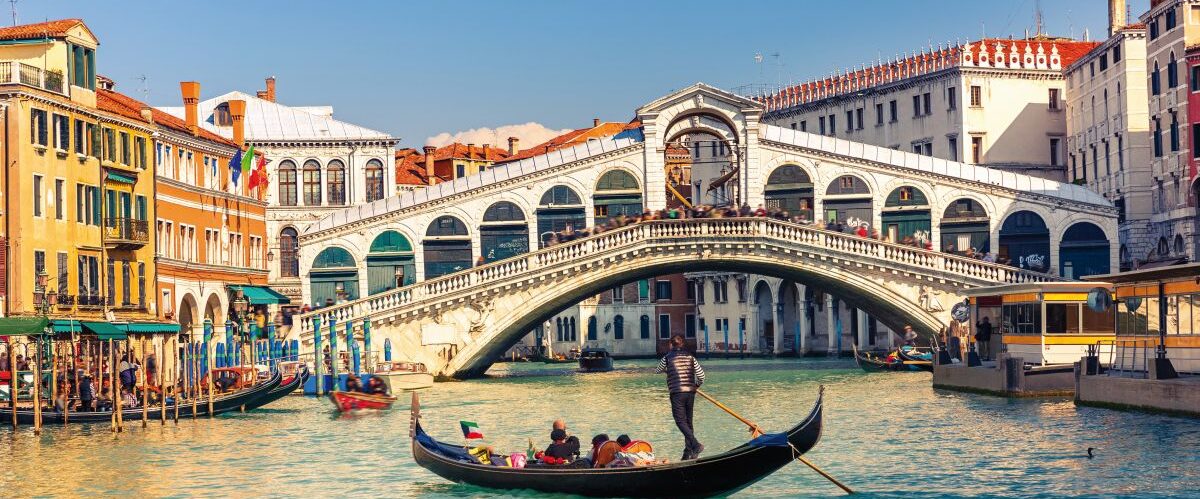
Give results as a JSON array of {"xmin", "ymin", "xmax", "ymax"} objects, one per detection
[
  {"xmin": 1064, "ymin": 18, "xmax": 1152, "ymax": 271},
  {"xmin": 760, "ymin": 37, "xmax": 1100, "ymax": 182},
  {"xmin": 160, "ymin": 78, "xmax": 399, "ymax": 321}
]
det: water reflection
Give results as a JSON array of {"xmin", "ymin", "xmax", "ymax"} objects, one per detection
[{"xmin": 3, "ymin": 358, "xmax": 1198, "ymax": 498}]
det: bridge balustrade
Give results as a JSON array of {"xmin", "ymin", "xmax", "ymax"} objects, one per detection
[{"xmin": 296, "ymin": 218, "xmax": 1059, "ymax": 339}]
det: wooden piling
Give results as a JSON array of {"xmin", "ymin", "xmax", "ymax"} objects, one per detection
[
  {"xmin": 172, "ymin": 337, "xmax": 179, "ymax": 424},
  {"xmin": 206, "ymin": 340, "xmax": 214, "ymax": 418},
  {"xmin": 8, "ymin": 337, "xmax": 17, "ymax": 429},
  {"xmin": 32, "ymin": 340, "xmax": 42, "ymax": 435},
  {"xmin": 141, "ymin": 336, "xmax": 148, "ymax": 428},
  {"xmin": 109, "ymin": 339, "xmax": 116, "ymax": 432}
]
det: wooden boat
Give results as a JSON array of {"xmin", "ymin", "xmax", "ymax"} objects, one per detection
[
  {"xmin": 0, "ymin": 371, "xmax": 281, "ymax": 425},
  {"xmin": 895, "ymin": 346, "xmax": 934, "ymax": 372},
  {"xmin": 241, "ymin": 365, "xmax": 306, "ymax": 411},
  {"xmin": 410, "ymin": 388, "xmax": 823, "ymax": 498},
  {"xmin": 279, "ymin": 360, "xmax": 309, "ymax": 387},
  {"xmin": 374, "ymin": 361, "xmax": 434, "ymax": 391},
  {"xmin": 852, "ymin": 343, "xmax": 896, "ymax": 372},
  {"xmin": 578, "ymin": 348, "xmax": 613, "ymax": 372},
  {"xmin": 329, "ymin": 390, "xmax": 397, "ymax": 412}
]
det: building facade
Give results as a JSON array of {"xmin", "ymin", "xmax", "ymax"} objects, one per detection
[{"xmin": 1065, "ymin": 23, "xmax": 1153, "ymax": 272}]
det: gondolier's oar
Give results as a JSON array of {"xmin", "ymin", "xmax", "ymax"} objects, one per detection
[{"xmin": 695, "ymin": 389, "xmax": 854, "ymax": 495}]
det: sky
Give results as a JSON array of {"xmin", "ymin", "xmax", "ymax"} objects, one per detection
[{"xmin": 25, "ymin": 0, "xmax": 1147, "ymax": 149}]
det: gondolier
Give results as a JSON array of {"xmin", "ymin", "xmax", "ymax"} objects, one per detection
[{"xmin": 656, "ymin": 335, "xmax": 706, "ymax": 460}]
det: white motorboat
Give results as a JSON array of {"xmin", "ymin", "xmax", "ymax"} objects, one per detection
[{"xmin": 373, "ymin": 361, "xmax": 434, "ymax": 391}]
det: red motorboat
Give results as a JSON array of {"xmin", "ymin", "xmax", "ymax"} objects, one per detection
[{"xmin": 328, "ymin": 390, "xmax": 397, "ymax": 412}]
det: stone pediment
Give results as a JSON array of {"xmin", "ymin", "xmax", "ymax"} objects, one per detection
[{"xmin": 636, "ymin": 82, "xmax": 764, "ymax": 118}]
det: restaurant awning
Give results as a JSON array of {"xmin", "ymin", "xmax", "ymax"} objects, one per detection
[
  {"xmin": 0, "ymin": 316, "xmax": 49, "ymax": 336},
  {"xmin": 229, "ymin": 285, "xmax": 291, "ymax": 305},
  {"xmin": 81, "ymin": 321, "xmax": 126, "ymax": 340},
  {"xmin": 50, "ymin": 319, "xmax": 84, "ymax": 334},
  {"xmin": 118, "ymin": 322, "xmax": 181, "ymax": 334}
]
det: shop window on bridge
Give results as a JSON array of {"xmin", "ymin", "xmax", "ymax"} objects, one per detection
[
  {"xmin": 310, "ymin": 247, "xmax": 358, "ymax": 308},
  {"xmin": 998, "ymin": 210, "xmax": 1049, "ymax": 272},
  {"xmin": 764, "ymin": 165, "xmax": 813, "ymax": 221},
  {"xmin": 367, "ymin": 231, "xmax": 415, "ymax": 295},
  {"xmin": 537, "ymin": 185, "xmax": 586, "ymax": 247},
  {"xmin": 614, "ymin": 315, "xmax": 624, "ymax": 340},
  {"xmin": 940, "ymin": 198, "xmax": 989, "ymax": 254},
  {"xmin": 882, "ymin": 185, "xmax": 931, "ymax": 246},
  {"xmin": 1059, "ymin": 222, "xmax": 1110, "ymax": 279},
  {"xmin": 594, "ymin": 169, "xmax": 642, "ymax": 226},
  {"xmin": 481, "ymin": 201, "xmax": 529, "ymax": 263},
  {"xmin": 823, "ymin": 175, "xmax": 872, "ymax": 229},
  {"xmin": 424, "ymin": 216, "xmax": 472, "ymax": 278}
]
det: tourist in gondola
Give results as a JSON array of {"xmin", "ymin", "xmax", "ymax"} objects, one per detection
[
  {"xmin": 542, "ymin": 428, "xmax": 579, "ymax": 463},
  {"xmin": 366, "ymin": 376, "xmax": 389, "ymax": 395},
  {"xmin": 656, "ymin": 334, "xmax": 706, "ymax": 460}
]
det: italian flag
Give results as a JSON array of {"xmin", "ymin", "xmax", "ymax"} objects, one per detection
[{"xmin": 460, "ymin": 420, "xmax": 483, "ymax": 439}]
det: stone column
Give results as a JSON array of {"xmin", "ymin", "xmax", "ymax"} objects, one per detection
[
  {"xmin": 798, "ymin": 284, "xmax": 809, "ymax": 354},
  {"xmin": 773, "ymin": 293, "xmax": 784, "ymax": 355},
  {"xmin": 857, "ymin": 309, "xmax": 869, "ymax": 348},
  {"xmin": 825, "ymin": 294, "xmax": 836, "ymax": 354}
]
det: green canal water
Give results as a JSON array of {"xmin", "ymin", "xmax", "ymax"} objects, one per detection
[{"xmin": 2, "ymin": 358, "xmax": 1198, "ymax": 498}]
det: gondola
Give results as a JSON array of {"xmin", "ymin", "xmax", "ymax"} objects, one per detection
[
  {"xmin": 852, "ymin": 343, "xmax": 897, "ymax": 372},
  {"xmin": 329, "ymin": 390, "xmax": 397, "ymax": 412},
  {"xmin": 409, "ymin": 389, "xmax": 824, "ymax": 498},
  {"xmin": 241, "ymin": 365, "xmax": 307, "ymax": 411},
  {"xmin": 895, "ymin": 346, "xmax": 934, "ymax": 372},
  {"xmin": 577, "ymin": 348, "xmax": 613, "ymax": 373},
  {"xmin": 0, "ymin": 370, "xmax": 281, "ymax": 425}
]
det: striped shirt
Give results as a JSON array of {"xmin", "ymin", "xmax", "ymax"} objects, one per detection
[{"xmin": 656, "ymin": 349, "xmax": 705, "ymax": 393}]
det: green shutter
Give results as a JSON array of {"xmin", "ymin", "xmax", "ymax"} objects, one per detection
[{"xmin": 91, "ymin": 187, "xmax": 101, "ymax": 226}]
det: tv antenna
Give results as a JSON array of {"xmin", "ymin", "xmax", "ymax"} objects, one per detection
[
  {"xmin": 8, "ymin": 0, "xmax": 16, "ymax": 26},
  {"xmin": 136, "ymin": 74, "xmax": 150, "ymax": 101}
]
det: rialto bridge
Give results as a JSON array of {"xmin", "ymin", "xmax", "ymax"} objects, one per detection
[{"xmin": 294, "ymin": 83, "xmax": 1116, "ymax": 377}]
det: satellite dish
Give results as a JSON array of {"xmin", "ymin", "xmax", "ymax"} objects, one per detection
[
  {"xmin": 1087, "ymin": 287, "xmax": 1113, "ymax": 312},
  {"xmin": 951, "ymin": 302, "xmax": 970, "ymax": 322}
]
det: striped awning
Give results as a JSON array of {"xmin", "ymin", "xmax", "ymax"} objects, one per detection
[
  {"xmin": 118, "ymin": 322, "xmax": 181, "ymax": 334},
  {"xmin": 106, "ymin": 171, "xmax": 137, "ymax": 184}
]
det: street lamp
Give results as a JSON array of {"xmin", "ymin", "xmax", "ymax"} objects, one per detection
[{"xmin": 33, "ymin": 270, "xmax": 57, "ymax": 315}]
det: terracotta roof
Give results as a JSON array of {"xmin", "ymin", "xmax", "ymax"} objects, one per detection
[
  {"xmin": 427, "ymin": 142, "xmax": 511, "ymax": 162},
  {"xmin": 0, "ymin": 19, "xmax": 83, "ymax": 41},
  {"xmin": 95, "ymin": 88, "xmax": 152, "ymax": 124},
  {"xmin": 503, "ymin": 119, "xmax": 641, "ymax": 162},
  {"xmin": 394, "ymin": 148, "xmax": 432, "ymax": 185},
  {"xmin": 393, "ymin": 143, "xmax": 510, "ymax": 186}
]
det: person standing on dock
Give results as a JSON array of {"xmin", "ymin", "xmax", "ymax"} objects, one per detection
[{"xmin": 656, "ymin": 335, "xmax": 706, "ymax": 460}]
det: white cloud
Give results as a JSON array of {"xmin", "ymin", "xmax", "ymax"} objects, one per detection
[{"xmin": 425, "ymin": 122, "xmax": 573, "ymax": 149}]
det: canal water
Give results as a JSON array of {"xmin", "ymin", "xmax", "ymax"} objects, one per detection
[{"xmin": 3, "ymin": 358, "xmax": 1198, "ymax": 497}]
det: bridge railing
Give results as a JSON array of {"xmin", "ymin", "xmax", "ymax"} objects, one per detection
[{"xmin": 295, "ymin": 217, "xmax": 1059, "ymax": 338}]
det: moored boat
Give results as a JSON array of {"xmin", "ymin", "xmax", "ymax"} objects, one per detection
[
  {"xmin": 578, "ymin": 348, "xmax": 613, "ymax": 372},
  {"xmin": 329, "ymin": 390, "xmax": 397, "ymax": 412},
  {"xmin": 241, "ymin": 364, "xmax": 306, "ymax": 411},
  {"xmin": 374, "ymin": 361, "xmax": 434, "ymax": 391},
  {"xmin": 895, "ymin": 346, "xmax": 934, "ymax": 372},
  {"xmin": 409, "ymin": 388, "xmax": 824, "ymax": 498}
]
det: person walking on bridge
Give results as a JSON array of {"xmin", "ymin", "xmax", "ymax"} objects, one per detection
[{"xmin": 656, "ymin": 335, "xmax": 706, "ymax": 460}]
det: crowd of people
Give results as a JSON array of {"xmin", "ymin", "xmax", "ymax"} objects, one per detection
[{"xmin": 343, "ymin": 374, "xmax": 389, "ymax": 396}]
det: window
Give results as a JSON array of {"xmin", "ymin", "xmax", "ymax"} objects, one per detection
[
  {"xmin": 923, "ymin": 143, "xmax": 933, "ymax": 156},
  {"xmin": 1152, "ymin": 62, "xmax": 1161, "ymax": 95},
  {"xmin": 1171, "ymin": 112, "xmax": 1180, "ymax": 152},
  {"xmin": 875, "ymin": 103, "xmax": 884, "ymax": 125},
  {"xmin": 455, "ymin": 164, "xmax": 465, "ymax": 178},
  {"xmin": 1100, "ymin": 53, "xmax": 1108, "ymax": 71},
  {"xmin": 828, "ymin": 115, "xmax": 836, "ymax": 136},
  {"xmin": 1050, "ymin": 138, "xmax": 1060, "ymax": 167},
  {"xmin": 1193, "ymin": 125, "xmax": 1200, "ymax": 159},
  {"xmin": 1169, "ymin": 53, "xmax": 1179, "ymax": 88},
  {"xmin": 912, "ymin": 95, "xmax": 921, "ymax": 116},
  {"xmin": 1048, "ymin": 88, "xmax": 1060, "ymax": 110},
  {"xmin": 799, "ymin": 120, "xmax": 807, "ymax": 132},
  {"xmin": 658, "ymin": 314, "xmax": 671, "ymax": 340},
  {"xmin": 640, "ymin": 315, "xmax": 650, "ymax": 339},
  {"xmin": 655, "ymin": 280, "xmax": 672, "ymax": 301},
  {"xmin": 54, "ymin": 179, "xmax": 64, "ymax": 220},
  {"xmin": 1113, "ymin": 44, "xmax": 1121, "ymax": 63},
  {"xmin": 34, "ymin": 250, "xmax": 45, "ymax": 280},
  {"xmin": 845, "ymin": 110, "xmax": 853, "ymax": 132},
  {"xmin": 1167, "ymin": 7, "xmax": 1177, "ymax": 29},
  {"xmin": 1092, "ymin": 144, "xmax": 1099, "ymax": 180},
  {"xmin": 1104, "ymin": 141, "xmax": 1111, "ymax": 175},
  {"xmin": 790, "ymin": 122, "xmax": 796, "ymax": 129},
  {"xmin": 67, "ymin": 43, "xmax": 96, "ymax": 90},
  {"xmin": 714, "ymin": 280, "xmax": 728, "ymax": 303},
  {"xmin": 922, "ymin": 92, "xmax": 931, "ymax": 115},
  {"xmin": 134, "ymin": 136, "xmax": 146, "ymax": 169},
  {"xmin": 612, "ymin": 285, "xmax": 624, "ymax": 303},
  {"xmin": 684, "ymin": 314, "xmax": 696, "ymax": 338},
  {"xmin": 76, "ymin": 184, "xmax": 84, "ymax": 222},
  {"xmin": 277, "ymin": 160, "xmax": 297, "ymax": 206},
  {"xmin": 948, "ymin": 136, "xmax": 958, "ymax": 161},
  {"xmin": 326, "ymin": 159, "xmax": 345, "ymax": 205},
  {"xmin": 119, "ymin": 131, "xmax": 130, "ymax": 165},
  {"xmin": 971, "ymin": 136, "xmax": 983, "ymax": 163},
  {"xmin": 736, "ymin": 279, "xmax": 747, "ymax": 303},
  {"xmin": 137, "ymin": 262, "xmax": 145, "ymax": 308},
  {"xmin": 1089, "ymin": 62, "xmax": 1095, "ymax": 77},
  {"xmin": 1150, "ymin": 17, "xmax": 1159, "ymax": 40},
  {"xmin": 1154, "ymin": 117, "xmax": 1163, "ymax": 157},
  {"xmin": 365, "ymin": 159, "xmax": 385, "ymax": 202},
  {"xmin": 33, "ymin": 174, "xmax": 43, "ymax": 217},
  {"xmin": 1118, "ymin": 135, "xmax": 1125, "ymax": 170},
  {"xmin": 695, "ymin": 280, "xmax": 705, "ymax": 304},
  {"xmin": 969, "ymin": 86, "xmax": 982, "ymax": 107},
  {"xmin": 947, "ymin": 87, "xmax": 957, "ymax": 110},
  {"xmin": 52, "ymin": 114, "xmax": 68, "ymax": 150},
  {"xmin": 121, "ymin": 260, "xmax": 131, "ymax": 306},
  {"xmin": 88, "ymin": 123, "xmax": 100, "ymax": 158},
  {"xmin": 302, "ymin": 160, "xmax": 321, "ymax": 205},
  {"xmin": 73, "ymin": 119, "xmax": 84, "ymax": 154},
  {"xmin": 855, "ymin": 108, "xmax": 863, "ymax": 130},
  {"xmin": 57, "ymin": 252, "xmax": 68, "ymax": 296},
  {"xmin": 888, "ymin": 100, "xmax": 897, "ymax": 122},
  {"xmin": 103, "ymin": 128, "xmax": 116, "ymax": 162},
  {"xmin": 899, "ymin": 186, "xmax": 913, "ymax": 201},
  {"xmin": 613, "ymin": 315, "xmax": 624, "ymax": 340},
  {"xmin": 1193, "ymin": 65, "xmax": 1200, "ymax": 92},
  {"xmin": 279, "ymin": 227, "xmax": 299, "ymax": 277},
  {"xmin": 818, "ymin": 116, "xmax": 826, "ymax": 135},
  {"xmin": 30, "ymin": 109, "xmax": 47, "ymax": 146}
]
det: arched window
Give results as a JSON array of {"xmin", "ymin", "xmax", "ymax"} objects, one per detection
[
  {"xmin": 540, "ymin": 185, "xmax": 583, "ymax": 206},
  {"xmin": 1175, "ymin": 234, "xmax": 1185, "ymax": 254},
  {"xmin": 302, "ymin": 160, "xmax": 322, "ymax": 206},
  {"xmin": 587, "ymin": 315, "xmax": 597, "ymax": 341},
  {"xmin": 556, "ymin": 317, "xmax": 564, "ymax": 342},
  {"xmin": 640, "ymin": 315, "xmax": 651, "ymax": 339},
  {"xmin": 310, "ymin": 247, "xmax": 358, "ymax": 307},
  {"xmin": 613, "ymin": 315, "xmax": 624, "ymax": 340},
  {"xmin": 326, "ymin": 159, "xmax": 345, "ymax": 206},
  {"xmin": 481, "ymin": 201, "xmax": 529, "ymax": 263},
  {"xmin": 424, "ymin": 216, "xmax": 471, "ymax": 278},
  {"xmin": 569, "ymin": 317, "xmax": 577, "ymax": 342},
  {"xmin": 1169, "ymin": 52, "xmax": 1179, "ymax": 88},
  {"xmin": 1152, "ymin": 61, "xmax": 1161, "ymax": 95},
  {"xmin": 277, "ymin": 160, "xmax": 297, "ymax": 207},
  {"xmin": 1158, "ymin": 237, "xmax": 1170, "ymax": 256},
  {"xmin": 365, "ymin": 159, "xmax": 385, "ymax": 202},
  {"xmin": 278, "ymin": 227, "xmax": 299, "ymax": 277}
]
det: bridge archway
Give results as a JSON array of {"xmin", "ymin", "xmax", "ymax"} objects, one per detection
[
  {"xmin": 940, "ymin": 198, "xmax": 990, "ymax": 255},
  {"xmin": 310, "ymin": 246, "xmax": 358, "ymax": 306},
  {"xmin": 823, "ymin": 174, "xmax": 873, "ymax": 228},
  {"xmin": 424, "ymin": 216, "xmax": 471, "ymax": 278},
  {"xmin": 1059, "ymin": 221, "xmax": 1110, "ymax": 279},
  {"xmin": 882, "ymin": 186, "xmax": 931, "ymax": 244},
  {"xmin": 593, "ymin": 169, "xmax": 642, "ymax": 225},
  {"xmin": 764, "ymin": 164, "xmax": 814, "ymax": 220},
  {"xmin": 537, "ymin": 185, "xmax": 586, "ymax": 247},
  {"xmin": 366, "ymin": 231, "xmax": 415, "ymax": 294},
  {"xmin": 480, "ymin": 201, "xmax": 529, "ymax": 263},
  {"xmin": 999, "ymin": 210, "xmax": 1050, "ymax": 272},
  {"xmin": 753, "ymin": 280, "xmax": 773, "ymax": 352}
]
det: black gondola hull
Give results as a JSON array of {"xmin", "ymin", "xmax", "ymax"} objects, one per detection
[
  {"xmin": 411, "ymin": 390, "xmax": 823, "ymax": 498},
  {"xmin": 242, "ymin": 366, "xmax": 306, "ymax": 411},
  {"xmin": 895, "ymin": 348, "xmax": 934, "ymax": 372}
]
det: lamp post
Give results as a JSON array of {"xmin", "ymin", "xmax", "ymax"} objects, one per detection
[{"xmin": 232, "ymin": 290, "xmax": 249, "ymax": 368}]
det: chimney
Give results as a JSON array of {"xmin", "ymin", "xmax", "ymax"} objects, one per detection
[
  {"xmin": 482, "ymin": 143, "xmax": 490, "ymax": 159},
  {"xmin": 180, "ymin": 81, "xmax": 200, "ymax": 135},
  {"xmin": 228, "ymin": 99, "xmax": 247, "ymax": 149},
  {"xmin": 423, "ymin": 145, "xmax": 437, "ymax": 185},
  {"xmin": 139, "ymin": 105, "xmax": 154, "ymax": 123},
  {"xmin": 507, "ymin": 136, "xmax": 519, "ymax": 155},
  {"xmin": 1108, "ymin": 0, "xmax": 1126, "ymax": 37},
  {"xmin": 466, "ymin": 143, "xmax": 474, "ymax": 159},
  {"xmin": 265, "ymin": 76, "xmax": 276, "ymax": 102},
  {"xmin": 256, "ymin": 90, "xmax": 269, "ymax": 99},
  {"xmin": 593, "ymin": 118, "xmax": 600, "ymax": 127}
]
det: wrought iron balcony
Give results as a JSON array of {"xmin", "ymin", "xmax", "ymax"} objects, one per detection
[
  {"xmin": 0, "ymin": 61, "xmax": 66, "ymax": 95},
  {"xmin": 77, "ymin": 294, "xmax": 104, "ymax": 308},
  {"xmin": 104, "ymin": 217, "xmax": 149, "ymax": 248}
]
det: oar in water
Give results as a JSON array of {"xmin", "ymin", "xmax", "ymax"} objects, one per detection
[{"xmin": 694, "ymin": 389, "xmax": 854, "ymax": 495}]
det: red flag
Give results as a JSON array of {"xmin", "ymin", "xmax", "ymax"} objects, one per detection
[{"xmin": 247, "ymin": 156, "xmax": 270, "ymax": 190}]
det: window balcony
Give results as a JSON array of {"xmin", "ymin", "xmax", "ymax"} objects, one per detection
[
  {"xmin": 0, "ymin": 61, "xmax": 66, "ymax": 96},
  {"xmin": 103, "ymin": 217, "xmax": 149, "ymax": 249},
  {"xmin": 77, "ymin": 294, "xmax": 104, "ymax": 308}
]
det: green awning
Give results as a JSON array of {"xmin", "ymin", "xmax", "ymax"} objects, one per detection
[
  {"xmin": 50, "ymin": 319, "xmax": 84, "ymax": 334},
  {"xmin": 229, "ymin": 285, "xmax": 291, "ymax": 305},
  {"xmin": 81, "ymin": 321, "xmax": 126, "ymax": 340},
  {"xmin": 106, "ymin": 171, "xmax": 137, "ymax": 184},
  {"xmin": 118, "ymin": 322, "xmax": 181, "ymax": 334},
  {"xmin": 0, "ymin": 317, "xmax": 49, "ymax": 336}
]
